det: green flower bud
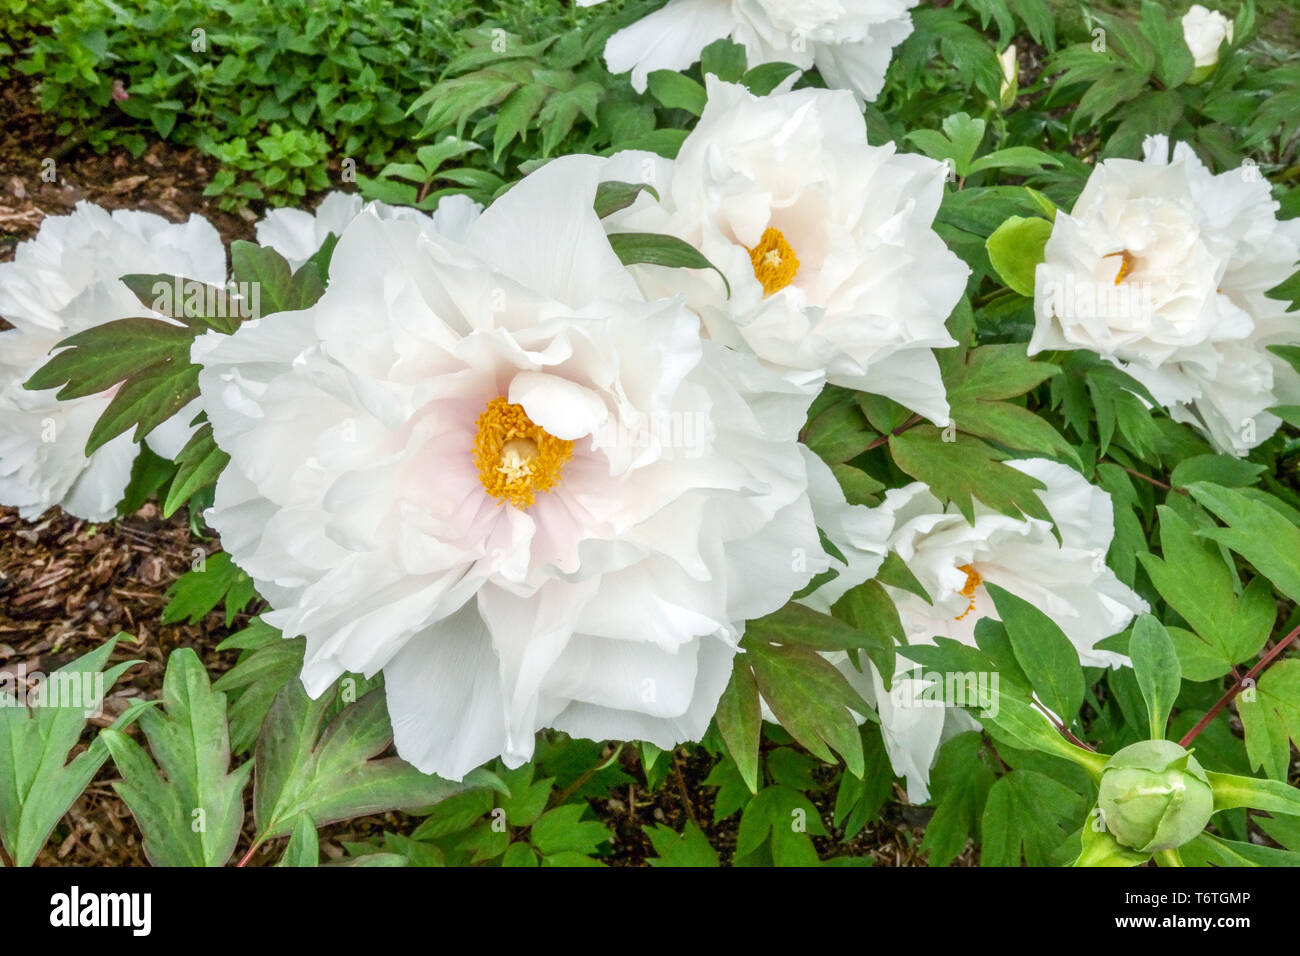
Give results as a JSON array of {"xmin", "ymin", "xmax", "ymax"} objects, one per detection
[{"xmin": 1098, "ymin": 740, "xmax": 1214, "ymax": 853}]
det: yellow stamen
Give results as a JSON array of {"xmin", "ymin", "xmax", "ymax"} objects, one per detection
[
  {"xmin": 747, "ymin": 227, "xmax": 800, "ymax": 297},
  {"xmin": 1102, "ymin": 250, "xmax": 1138, "ymax": 286},
  {"xmin": 954, "ymin": 564, "xmax": 982, "ymax": 621},
  {"xmin": 473, "ymin": 396, "xmax": 573, "ymax": 509}
]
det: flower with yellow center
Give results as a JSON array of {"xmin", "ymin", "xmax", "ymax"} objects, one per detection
[
  {"xmin": 747, "ymin": 227, "xmax": 799, "ymax": 297},
  {"xmin": 473, "ymin": 396, "xmax": 573, "ymax": 509},
  {"xmin": 954, "ymin": 564, "xmax": 982, "ymax": 621}
]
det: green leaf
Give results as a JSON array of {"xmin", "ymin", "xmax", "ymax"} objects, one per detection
[
  {"xmin": 252, "ymin": 682, "xmax": 469, "ymax": 843},
  {"xmin": 734, "ymin": 785, "xmax": 826, "ymax": 865},
  {"xmin": 744, "ymin": 642, "xmax": 867, "ymax": 776},
  {"xmin": 102, "ymin": 648, "xmax": 252, "ymax": 866},
  {"xmin": 163, "ymin": 422, "xmax": 230, "ymax": 518},
  {"xmin": 275, "ymin": 813, "xmax": 320, "ymax": 867},
  {"xmin": 645, "ymin": 70, "xmax": 706, "ymax": 115},
  {"xmin": 1237, "ymin": 660, "xmax": 1300, "ymax": 781},
  {"xmin": 741, "ymin": 61, "xmax": 800, "ymax": 96},
  {"xmin": 606, "ymin": 232, "xmax": 731, "ymax": 297},
  {"xmin": 713, "ymin": 657, "xmax": 761, "ymax": 794},
  {"xmin": 1073, "ymin": 820, "xmax": 1149, "ymax": 866},
  {"xmin": 230, "ymin": 241, "xmax": 326, "ymax": 316},
  {"xmin": 986, "ymin": 583, "xmax": 1085, "ymax": 724},
  {"xmin": 162, "ymin": 551, "xmax": 254, "ymax": 627},
  {"xmin": 1181, "ymin": 831, "xmax": 1300, "ymax": 867},
  {"xmin": 1137, "ymin": 506, "xmax": 1275, "ymax": 681},
  {"xmin": 1188, "ymin": 483, "xmax": 1300, "ymax": 605},
  {"xmin": 0, "ymin": 635, "xmax": 147, "ymax": 866},
  {"xmin": 804, "ymin": 398, "xmax": 877, "ymax": 463},
  {"xmin": 889, "ymin": 426, "xmax": 1052, "ymax": 524},
  {"xmin": 985, "ymin": 215, "xmax": 1053, "ymax": 297},
  {"xmin": 646, "ymin": 820, "xmax": 720, "ymax": 867},
  {"xmin": 119, "ymin": 274, "xmax": 243, "ymax": 334},
  {"xmin": 528, "ymin": 804, "xmax": 609, "ymax": 857},
  {"xmin": 87, "ymin": 360, "xmax": 201, "ymax": 455},
  {"xmin": 699, "ymin": 38, "xmax": 747, "ymax": 82},
  {"xmin": 980, "ymin": 770, "xmax": 1084, "ymax": 866},
  {"xmin": 213, "ymin": 622, "xmax": 303, "ymax": 756},
  {"xmin": 593, "ymin": 180, "xmax": 659, "ymax": 219},
  {"xmin": 876, "ymin": 550, "xmax": 932, "ymax": 603},
  {"xmin": 1128, "ymin": 614, "xmax": 1181, "ymax": 739},
  {"xmin": 921, "ymin": 732, "xmax": 996, "ymax": 866},
  {"xmin": 23, "ymin": 318, "xmax": 193, "ymax": 400}
]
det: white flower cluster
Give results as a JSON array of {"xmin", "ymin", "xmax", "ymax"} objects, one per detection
[
  {"xmin": 1031, "ymin": 135, "xmax": 1300, "ymax": 456},
  {"xmin": 2, "ymin": 15, "xmax": 1281, "ymax": 798}
]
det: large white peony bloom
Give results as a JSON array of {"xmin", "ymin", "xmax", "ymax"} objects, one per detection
[
  {"xmin": 1181, "ymin": 4, "xmax": 1233, "ymax": 69},
  {"xmin": 1030, "ymin": 136, "xmax": 1300, "ymax": 456},
  {"xmin": 255, "ymin": 191, "xmax": 483, "ymax": 270},
  {"xmin": 602, "ymin": 78, "xmax": 968, "ymax": 425},
  {"xmin": 813, "ymin": 459, "xmax": 1147, "ymax": 800},
  {"xmin": 0, "ymin": 202, "xmax": 226, "ymax": 521},
  {"xmin": 193, "ymin": 155, "xmax": 838, "ymax": 779},
  {"xmin": 581, "ymin": 0, "xmax": 917, "ymax": 102}
]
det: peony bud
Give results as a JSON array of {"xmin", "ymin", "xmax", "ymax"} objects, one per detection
[
  {"xmin": 998, "ymin": 45, "xmax": 1019, "ymax": 110},
  {"xmin": 1098, "ymin": 740, "xmax": 1214, "ymax": 853},
  {"xmin": 1182, "ymin": 4, "xmax": 1234, "ymax": 82}
]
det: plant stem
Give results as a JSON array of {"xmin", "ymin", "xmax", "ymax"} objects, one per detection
[
  {"xmin": 1180, "ymin": 622, "xmax": 1300, "ymax": 747},
  {"xmin": 235, "ymin": 839, "xmax": 262, "ymax": 868},
  {"xmin": 865, "ymin": 413, "xmax": 924, "ymax": 451},
  {"xmin": 1154, "ymin": 847, "xmax": 1184, "ymax": 867}
]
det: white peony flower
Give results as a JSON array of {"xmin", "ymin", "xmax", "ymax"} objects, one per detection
[
  {"xmin": 1181, "ymin": 4, "xmax": 1233, "ymax": 70},
  {"xmin": 0, "ymin": 202, "xmax": 226, "ymax": 521},
  {"xmin": 813, "ymin": 458, "xmax": 1147, "ymax": 800},
  {"xmin": 1031, "ymin": 135, "xmax": 1300, "ymax": 456},
  {"xmin": 193, "ymin": 155, "xmax": 837, "ymax": 780},
  {"xmin": 602, "ymin": 78, "xmax": 968, "ymax": 425},
  {"xmin": 581, "ymin": 0, "xmax": 917, "ymax": 102},
  {"xmin": 255, "ymin": 191, "xmax": 483, "ymax": 270}
]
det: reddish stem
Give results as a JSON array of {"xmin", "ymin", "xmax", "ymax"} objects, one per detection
[
  {"xmin": 1180, "ymin": 623, "xmax": 1300, "ymax": 748},
  {"xmin": 865, "ymin": 413, "xmax": 924, "ymax": 451},
  {"xmin": 235, "ymin": 842, "xmax": 260, "ymax": 868}
]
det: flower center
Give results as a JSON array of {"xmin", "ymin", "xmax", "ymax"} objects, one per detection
[
  {"xmin": 747, "ymin": 227, "xmax": 800, "ymax": 297},
  {"xmin": 473, "ymin": 396, "xmax": 573, "ymax": 509},
  {"xmin": 1103, "ymin": 249, "xmax": 1138, "ymax": 285},
  {"xmin": 954, "ymin": 563, "xmax": 982, "ymax": 621}
]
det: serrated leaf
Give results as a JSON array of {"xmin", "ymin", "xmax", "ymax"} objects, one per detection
[
  {"xmin": 0, "ymin": 635, "xmax": 147, "ymax": 866},
  {"xmin": 23, "ymin": 318, "xmax": 193, "ymax": 400},
  {"xmin": 921, "ymin": 732, "xmax": 996, "ymax": 866},
  {"xmin": 645, "ymin": 821, "xmax": 720, "ymax": 867},
  {"xmin": 745, "ymin": 642, "xmax": 867, "ymax": 776},
  {"xmin": 889, "ymin": 426, "xmax": 1051, "ymax": 524},
  {"xmin": 103, "ymin": 648, "xmax": 251, "ymax": 866},
  {"xmin": 251, "ymin": 682, "xmax": 467, "ymax": 843},
  {"xmin": 1188, "ymin": 483, "xmax": 1300, "ymax": 605}
]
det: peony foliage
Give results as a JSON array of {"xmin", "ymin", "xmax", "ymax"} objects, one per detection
[{"xmin": 3, "ymin": 0, "xmax": 1300, "ymax": 867}]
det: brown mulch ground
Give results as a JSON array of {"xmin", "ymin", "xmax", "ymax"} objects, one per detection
[{"xmin": 0, "ymin": 71, "xmax": 969, "ymax": 867}]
